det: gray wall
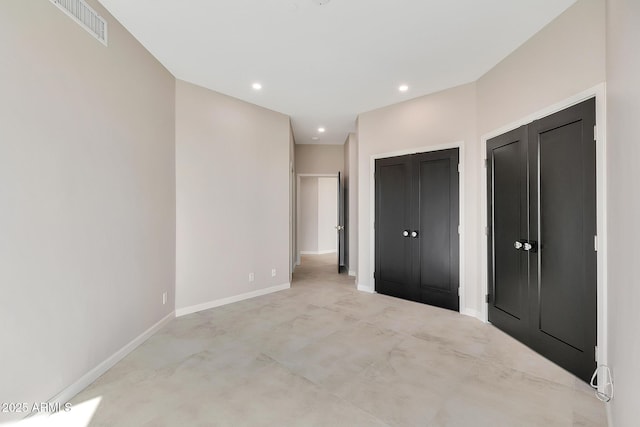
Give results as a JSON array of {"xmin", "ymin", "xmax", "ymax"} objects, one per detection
[
  {"xmin": 477, "ymin": 0, "xmax": 606, "ymax": 135},
  {"xmin": 317, "ymin": 177, "xmax": 338, "ymax": 253},
  {"xmin": 606, "ymin": 0, "xmax": 640, "ymax": 424},
  {"xmin": 0, "ymin": 0, "xmax": 176, "ymax": 415},
  {"xmin": 295, "ymin": 144, "xmax": 344, "ymax": 175},
  {"xmin": 175, "ymin": 80, "xmax": 291, "ymax": 312},
  {"xmin": 344, "ymin": 132, "xmax": 359, "ymax": 275},
  {"xmin": 299, "ymin": 177, "xmax": 319, "ymax": 253}
]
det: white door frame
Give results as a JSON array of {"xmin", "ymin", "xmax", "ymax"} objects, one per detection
[
  {"xmin": 479, "ymin": 83, "xmax": 608, "ymax": 369},
  {"xmin": 296, "ymin": 173, "xmax": 339, "ymax": 265},
  {"xmin": 368, "ymin": 141, "xmax": 466, "ymax": 312}
]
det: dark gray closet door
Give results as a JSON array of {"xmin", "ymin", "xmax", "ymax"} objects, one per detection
[
  {"xmin": 415, "ymin": 150, "xmax": 460, "ymax": 311},
  {"xmin": 528, "ymin": 98, "xmax": 597, "ymax": 382},
  {"xmin": 487, "ymin": 98, "xmax": 596, "ymax": 382},
  {"xmin": 375, "ymin": 148, "xmax": 460, "ymax": 311},
  {"xmin": 487, "ymin": 125, "xmax": 529, "ymax": 344},
  {"xmin": 375, "ymin": 154, "xmax": 414, "ymax": 301}
]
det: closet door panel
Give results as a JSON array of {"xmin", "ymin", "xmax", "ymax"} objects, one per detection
[
  {"xmin": 529, "ymin": 98, "xmax": 596, "ymax": 382},
  {"xmin": 375, "ymin": 155, "xmax": 414, "ymax": 301},
  {"xmin": 487, "ymin": 126, "xmax": 529, "ymax": 343},
  {"xmin": 416, "ymin": 149, "xmax": 459, "ymax": 311},
  {"xmin": 537, "ymin": 120, "xmax": 585, "ymax": 347},
  {"xmin": 418, "ymin": 158, "xmax": 451, "ymax": 290}
]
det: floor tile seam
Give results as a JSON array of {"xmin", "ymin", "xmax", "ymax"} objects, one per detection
[
  {"xmin": 444, "ymin": 361, "xmax": 579, "ymax": 421},
  {"xmin": 477, "ymin": 355, "xmax": 580, "ymax": 392},
  {"xmin": 327, "ymin": 394, "xmax": 394, "ymax": 427},
  {"xmin": 322, "ymin": 363, "xmax": 395, "ymax": 427},
  {"xmin": 422, "ymin": 363, "xmax": 501, "ymax": 427},
  {"xmin": 255, "ymin": 349, "xmax": 394, "ymax": 427}
]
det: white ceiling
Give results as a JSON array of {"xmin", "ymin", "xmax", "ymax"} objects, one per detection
[{"xmin": 97, "ymin": 0, "xmax": 576, "ymax": 145}]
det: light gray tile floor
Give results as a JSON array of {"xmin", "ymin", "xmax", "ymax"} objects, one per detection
[{"xmin": 71, "ymin": 254, "xmax": 607, "ymax": 426}]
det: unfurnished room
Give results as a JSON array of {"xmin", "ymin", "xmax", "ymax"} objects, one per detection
[{"xmin": 1, "ymin": 0, "xmax": 639, "ymax": 426}]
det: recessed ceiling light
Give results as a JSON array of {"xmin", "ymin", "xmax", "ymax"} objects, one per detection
[
  {"xmin": 399, "ymin": 84, "xmax": 409, "ymax": 92},
  {"xmin": 312, "ymin": 136, "xmax": 319, "ymax": 141},
  {"xmin": 318, "ymin": 127, "xmax": 326, "ymax": 133},
  {"xmin": 252, "ymin": 82, "xmax": 262, "ymax": 90}
]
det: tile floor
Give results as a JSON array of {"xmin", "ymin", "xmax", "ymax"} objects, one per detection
[{"xmin": 71, "ymin": 254, "xmax": 607, "ymax": 426}]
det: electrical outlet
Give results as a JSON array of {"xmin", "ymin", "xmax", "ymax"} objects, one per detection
[
  {"xmin": 249, "ymin": 273, "xmax": 255, "ymax": 282},
  {"xmin": 271, "ymin": 268, "xmax": 276, "ymax": 277},
  {"xmin": 162, "ymin": 292, "xmax": 167, "ymax": 305}
]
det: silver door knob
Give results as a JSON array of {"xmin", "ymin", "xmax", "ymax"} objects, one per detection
[
  {"xmin": 514, "ymin": 241, "xmax": 523, "ymax": 250},
  {"xmin": 403, "ymin": 230, "xmax": 409, "ymax": 237},
  {"xmin": 335, "ymin": 225, "xmax": 344, "ymax": 231},
  {"xmin": 523, "ymin": 242, "xmax": 533, "ymax": 251},
  {"xmin": 411, "ymin": 231, "xmax": 418, "ymax": 238}
]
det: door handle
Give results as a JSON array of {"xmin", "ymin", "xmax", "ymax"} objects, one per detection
[
  {"xmin": 523, "ymin": 241, "xmax": 537, "ymax": 252},
  {"xmin": 335, "ymin": 225, "xmax": 344, "ymax": 231},
  {"xmin": 403, "ymin": 230, "xmax": 410, "ymax": 237},
  {"xmin": 411, "ymin": 231, "xmax": 419, "ymax": 238},
  {"xmin": 514, "ymin": 241, "xmax": 523, "ymax": 250}
]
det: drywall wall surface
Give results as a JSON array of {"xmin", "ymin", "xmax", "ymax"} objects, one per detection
[
  {"xmin": 317, "ymin": 177, "xmax": 338, "ymax": 253},
  {"xmin": 290, "ymin": 125, "xmax": 296, "ymax": 278},
  {"xmin": 295, "ymin": 144, "xmax": 344, "ymax": 175},
  {"xmin": 299, "ymin": 177, "xmax": 319, "ymax": 253},
  {"xmin": 606, "ymin": 0, "xmax": 640, "ymax": 424},
  {"xmin": 477, "ymin": 0, "xmax": 606, "ymax": 135},
  {"xmin": 344, "ymin": 132, "xmax": 359, "ymax": 275},
  {"xmin": 175, "ymin": 80, "xmax": 290, "ymax": 311},
  {"xmin": 0, "ymin": 0, "xmax": 176, "ymax": 417},
  {"xmin": 357, "ymin": 83, "xmax": 479, "ymax": 313}
]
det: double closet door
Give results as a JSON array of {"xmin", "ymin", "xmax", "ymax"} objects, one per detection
[
  {"xmin": 375, "ymin": 148, "xmax": 459, "ymax": 312},
  {"xmin": 487, "ymin": 98, "xmax": 596, "ymax": 382}
]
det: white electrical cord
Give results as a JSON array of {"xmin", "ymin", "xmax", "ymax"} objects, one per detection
[{"xmin": 590, "ymin": 365, "xmax": 614, "ymax": 402}]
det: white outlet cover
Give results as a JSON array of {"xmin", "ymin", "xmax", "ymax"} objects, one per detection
[
  {"xmin": 249, "ymin": 273, "xmax": 255, "ymax": 282},
  {"xmin": 271, "ymin": 269, "xmax": 276, "ymax": 277}
]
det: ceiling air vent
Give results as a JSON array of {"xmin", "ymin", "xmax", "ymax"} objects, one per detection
[{"xmin": 50, "ymin": 0, "xmax": 108, "ymax": 46}]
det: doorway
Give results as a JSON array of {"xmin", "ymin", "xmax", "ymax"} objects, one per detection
[{"xmin": 296, "ymin": 174, "xmax": 344, "ymax": 272}]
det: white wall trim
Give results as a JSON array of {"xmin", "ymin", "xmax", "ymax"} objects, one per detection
[
  {"xmin": 357, "ymin": 282, "xmax": 375, "ymax": 293},
  {"xmin": 300, "ymin": 250, "xmax": 337, "ymax": 255},
  {"xmin": 175, "ymin": 283, "xmax": 291, "ymax": 317},
  {"xmin": 479, "ymin": 83, "xmax": 608, "ymax": 370},
  {"xmin": 45, "ymin": 311, "xmax": 174, "ymax": 407},
  {"xmin": 461, "ymin": 308, "xmax": 483, "ymax": 320},
  {"xmin": 366, "ymin": 141, "xmax": 466, "ymax": 313}
]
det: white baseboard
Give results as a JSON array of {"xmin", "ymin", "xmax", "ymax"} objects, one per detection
[
  {"xmin": 46, "ymin": 311, "xmax": 174, "ymax": 407},
  {"xmin": 348, "ymin": 270, "xmax": 356, "ymax": 277},
  {"xmin": 299, "ymin": 250, "xmax": 337, "ymax": 255},
  {"xmin": 356, "ymin": 282, "xmax": 375, "ymax": 293},
  {"xmin": 461, "ymin": 308, "xmax": 483, "ymax": 321},
  {"xmin": 175, "ymin": 283, "xmax": 291, "ymax": 317},
  {"xmin": 606, "ymin": 402, "xmax": 613, "ymax": 427}
]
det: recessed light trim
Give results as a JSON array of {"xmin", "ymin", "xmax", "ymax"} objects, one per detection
[
  {"xmin": 399, "ymin": 84, "xmax": 409, "ymax": 92},
  {"xmin": 318, "ymin": 127, "xmax": 326, "ymax": 133},
  {"xmin": 252, "ymin": 82, "xmax": 262, "ymax": 90}
]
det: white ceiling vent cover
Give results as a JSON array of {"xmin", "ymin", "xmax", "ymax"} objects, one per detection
[{"xmin": 50, "ymin": 0, "xmax": 108, "ymax": 46}]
